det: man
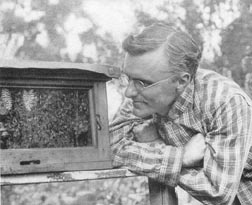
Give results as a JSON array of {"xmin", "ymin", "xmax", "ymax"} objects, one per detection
[{"xmin": 110, "ymin": 22, "xmax": 252, "ymax": 205}]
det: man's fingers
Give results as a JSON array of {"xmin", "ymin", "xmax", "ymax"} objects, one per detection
[
  {"xmin": 183, "ymin": 133, "xmax": 206, "ymax": 167},
  {"xmin": 132, "ymin": 120, "xmax": 159, "ymax": 143},
  {"xmin": 194, "ymin": 133, "xmax": 205, "ymax": 140}
]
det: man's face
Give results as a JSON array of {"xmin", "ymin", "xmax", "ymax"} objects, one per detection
[{"xmin": 123, "ymin": 45, "xmax": 179, "ymax": 118}]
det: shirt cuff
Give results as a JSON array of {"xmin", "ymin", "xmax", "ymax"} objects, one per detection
[{"xmin": 159, "ymin": 146, "xmax": 184, "ymax": 187}]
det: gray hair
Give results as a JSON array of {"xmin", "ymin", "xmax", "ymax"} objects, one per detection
[{"xmin": 122, "ymin": 22, "xmax": 202, "ymax": 79}]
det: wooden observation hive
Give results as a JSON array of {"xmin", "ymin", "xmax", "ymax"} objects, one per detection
[{"xmin": 0, "ymin": 59, "xmax": 120, "ymax": 175}]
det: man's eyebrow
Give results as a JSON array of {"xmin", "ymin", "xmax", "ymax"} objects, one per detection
[{"xmin": 120, "ymin": 62, "xmax": 153, "ymax": 84}]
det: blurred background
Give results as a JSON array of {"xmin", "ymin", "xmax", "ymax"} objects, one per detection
[{"xmin": 0, "ymin": 0, "xmax": 252, "ymax": 204}]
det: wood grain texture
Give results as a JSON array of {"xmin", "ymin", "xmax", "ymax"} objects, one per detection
[{"xmin": 0, "ymin": 169, "xmax": 135, "ymax": 185}]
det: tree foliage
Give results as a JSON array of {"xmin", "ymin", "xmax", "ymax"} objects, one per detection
[{"xmin": 0, "ymin": 0, "xmax": 123, "ymax": 65}]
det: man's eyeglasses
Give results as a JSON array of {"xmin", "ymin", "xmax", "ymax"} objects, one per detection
[{"xmin": 120, "ymin": 74, "xmax": 173, "ymax": 92}]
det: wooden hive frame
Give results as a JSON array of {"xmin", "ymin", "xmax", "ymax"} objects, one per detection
[{"xmin": 0, "ymin": 59, "xmax": 120, "ymax": 175}]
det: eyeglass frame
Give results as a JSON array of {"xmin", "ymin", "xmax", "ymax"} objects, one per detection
[{"xmin": 120, "ymin": 72, "xmax": 176, "ymax": 92}]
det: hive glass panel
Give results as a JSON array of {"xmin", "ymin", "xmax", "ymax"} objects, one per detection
[{"xmin": 0, "ymin": 87, "xmax": 92, "ymax": 149}]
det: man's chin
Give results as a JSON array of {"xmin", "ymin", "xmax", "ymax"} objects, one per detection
[{"xmin": 133, "ymin": 108, "xmax": 153, "ymax": 119}]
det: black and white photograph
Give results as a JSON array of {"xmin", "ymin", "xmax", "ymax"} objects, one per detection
[{"xmin": 1, "ymin": 0, "xmax": 252, "ymax": 204}]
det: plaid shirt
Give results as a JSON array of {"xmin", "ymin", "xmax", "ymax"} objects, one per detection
[{"xmin": 110, "ymin": 69, "xmax": 252, "ymax": 205}]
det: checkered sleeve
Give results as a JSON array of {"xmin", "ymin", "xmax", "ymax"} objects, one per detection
[
  {"xmin": 109, "ymin": 100, "xmax": 184, "ymax": 187},
  {"xmin": 178, "ymin": 95, "xmax": 252, "ymax": 205}
]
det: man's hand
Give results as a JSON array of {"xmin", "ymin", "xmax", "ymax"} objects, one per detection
[
  {"xmin": 182, "ymin": 133, "xmax": 206, "ymax": 168},
  {"xmin": 132, "ymin": 120, "xmax": 160, "ymax": 143}
]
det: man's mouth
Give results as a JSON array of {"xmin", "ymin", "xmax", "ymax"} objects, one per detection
[{"xmin": 133, "ymin": 101, "xmax": 146, "ymax": 107}]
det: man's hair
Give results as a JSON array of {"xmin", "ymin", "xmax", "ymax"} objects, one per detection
[{"xmin": 122, "ymin": 22, "xmax": 202, "ymax": 79}]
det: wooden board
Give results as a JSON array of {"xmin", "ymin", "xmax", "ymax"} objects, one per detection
[
  {"xmin": 0, "ymin": 169, "xmax": 135, "ymax": 185},
  {"xmin": 1, "ymin": 169, "xmax": 178, "ymax": 205},
  {"xmin": 0, "ymin": 59, "xmax": 121, "ymax": 78}
]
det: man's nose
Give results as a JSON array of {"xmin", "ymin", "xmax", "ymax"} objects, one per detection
[{"xmin": 125, "ymin": 81, "xmax": 138, "ymax": 98}]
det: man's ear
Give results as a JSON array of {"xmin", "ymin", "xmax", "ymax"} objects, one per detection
[{"xmin": 177, "ymin": 72, "xmax": 191, "ymax": 92}]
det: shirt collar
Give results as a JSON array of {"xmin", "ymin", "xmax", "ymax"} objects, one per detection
[
  {"xmin": 168, "ymin": 79, "xmax": 195, "ymax": 119},
  {"xmin": 154, "ymin": 79, "xmax": 195, "ymax": 121}
]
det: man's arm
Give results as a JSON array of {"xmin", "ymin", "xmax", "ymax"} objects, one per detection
[
  {"xmin": 110, "ymin": 120, "xmax": 184, "ymax": 186},
  {"xmin": 110, "ymin": 99, "xmax": 204, "ymax": 186},
  {"xmin": 110, "ymin": 95, "xmax": 252, "ymax": 205},
  {"xmin": 178, "ymin": 95, "xmax": 252, "ymax": 204}
]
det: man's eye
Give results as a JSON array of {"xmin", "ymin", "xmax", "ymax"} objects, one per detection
[
  {"xmin": 136, "ymin": 79, "xmax": 151, "ymax": 87},
  {"xmin": 142, "ymin": 79, "xmax": 153, "ymax": 86}
]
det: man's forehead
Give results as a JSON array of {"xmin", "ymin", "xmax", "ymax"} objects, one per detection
[
  {"xmin": 123, "ymin": 54, "xmax": 150, "ymax": 77},
  {"xmin": 123, "ymin": 54, "xmax": 137, "ymax": 71},
  {"xmin": 123, "ymin": 50, "xmax": 170, "ymax": 81}
]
